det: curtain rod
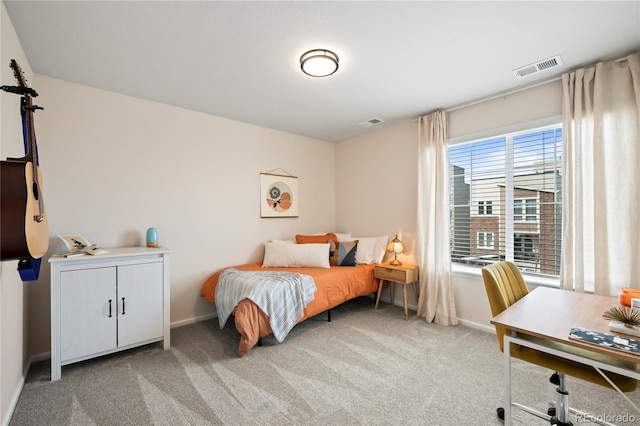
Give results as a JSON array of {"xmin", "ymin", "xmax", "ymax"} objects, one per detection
[
  {"xmin": 445, "ymin": 76, "xmax": 562, "ymax": 113},
  {"xmin": 413, "ymin": 76, "xmax": 560, "ymax": 121},
  {"xmin": 417, "ymin": 52, "xmax": 634, "ymax": 116}
]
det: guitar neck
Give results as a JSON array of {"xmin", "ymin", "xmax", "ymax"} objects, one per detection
[{"xmin": 24, "ymin": 96, "xmax": 38, "ymax": 165}]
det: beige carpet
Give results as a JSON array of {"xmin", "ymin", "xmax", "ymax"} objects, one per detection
[{"xmin": 10, "ymin": 297, "xmax": 640, "ymax": 425}]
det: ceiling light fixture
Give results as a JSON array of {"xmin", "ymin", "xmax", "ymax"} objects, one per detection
[{"xmin": 300, "ymin": 49, "xmax": 339, "ymax": 77}]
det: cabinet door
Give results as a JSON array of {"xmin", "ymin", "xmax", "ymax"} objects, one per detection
[
  {"xmin": 60, "ymin": 267, "xmax": 117, "ymax": 362},
  {"xmin": 117, "ymin": 262, "xmax": 164, "ymax": 347}
]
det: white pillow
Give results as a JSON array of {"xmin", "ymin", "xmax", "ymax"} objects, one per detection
[
  {"xmin": 353, "ymin": 237, "xmax": 376, "ymax": 264},
  {"xmin": 262, "ymin": 242, "xmax": 330, "ymax": 268},
  {"xmin": 372, "ymin": 235, "xmax": 389, "ymax": 264},
  {"xmin": 335, "ymin": 233, "xmax": 352, "ymax": 242},
  {"xmin": 352, "ymin": 235, "xmax": 389, "ymax": 264},
  {"xmin": 313, "ymin": 232, "xmax": 352, "ymax": 242}
]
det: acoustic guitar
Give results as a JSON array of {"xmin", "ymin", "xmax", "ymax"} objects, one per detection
[{"xmin": 0, "ymin": 60, "xmax": 49, "ymax": 260}]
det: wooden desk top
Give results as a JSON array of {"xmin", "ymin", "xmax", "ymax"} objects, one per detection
[{"xmin": 491, "ymin": 286, "xmax": 640, "ymax": 364}]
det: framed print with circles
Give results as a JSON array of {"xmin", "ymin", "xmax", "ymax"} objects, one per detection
[{"xmin": 260, "ymin": 172, "xmax": 298, "ymax": 218}]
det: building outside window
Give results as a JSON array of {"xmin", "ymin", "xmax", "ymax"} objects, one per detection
[
  {"xmin": 477, "ymin": 232, "xmax": 494, "ymax": 249},
  {"xmin": 514, "ymin": 233, "xmax": 536, "ymax": 260},
  {"xmin": 448, "ymin": 125, "xmax": 562, "ymax": 276},
  {"xmin": 514, "ymin": 198, "xmax": 537, "ymax": 222},
  {"xmin": 478, "ymin": 200, "xmax": 493, "ymax": 215}
]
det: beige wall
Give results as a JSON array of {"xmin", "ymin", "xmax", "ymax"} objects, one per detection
[
  {"xmin": 1, "ymin": 2, "xmax": 31, "ymax": 424},
  {"xmin": 26, "ymin": 75, "xmax": 338, "ymax": 356},
  {"xmin": 335, "ymin": 120, "xmax": 420, "ymax": 305},
  {"xmin": 334, "ymin": 80, "xmax": 563, "ymax": 329},
  {"xmin": 448, "ymin": 79, "xmax": 563, "ymax": 144}
]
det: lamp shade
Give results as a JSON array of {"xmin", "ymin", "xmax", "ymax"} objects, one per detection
[
  {"xmin": 386, "ymin": 235, "xmax": 404, "ymax": 265},
  {"xmin": 300, "ymin": 49, "xmax": 339, "ymax": 77}
]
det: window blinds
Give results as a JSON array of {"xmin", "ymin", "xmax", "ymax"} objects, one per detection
[{"xmin": 448, "ymin": 125, "xmax": 562, "ymax": 276}]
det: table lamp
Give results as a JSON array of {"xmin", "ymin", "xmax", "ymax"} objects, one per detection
[
  {"xmin": 386, "ymin": 235, "xmax": 404, "ymax": 266},
  {"xmin": 146, "ymin": 227, "xmax": 159, "ymax": 247}
]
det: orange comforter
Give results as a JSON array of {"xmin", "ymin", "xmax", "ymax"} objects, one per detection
[{"xmin": 200, "ymin": 263, "xmax": 378, "ymax": 357}]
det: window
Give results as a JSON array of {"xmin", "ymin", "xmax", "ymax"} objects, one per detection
[
  {"xmin": 514, "ymin": 199, "xmax": 537, "ymax": 222},
  {"xmin": 477, "ymin": 232, "xmax": 494, "ymax": 249},
  {"xmin": 514, "ymin": 234, "xmax": 536, "ymax": 260},
  {"xmin": 478, "ymin": 200, "xmax": 493, "ymax": 215},
  {"xmin": 449, "ymin": 125, "xmax": 562, "ymax": 276}
]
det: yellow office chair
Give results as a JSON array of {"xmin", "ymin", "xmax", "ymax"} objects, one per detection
[{"xmin": 482, "ymin": 261, "xmax": 638, "ymax": 425}]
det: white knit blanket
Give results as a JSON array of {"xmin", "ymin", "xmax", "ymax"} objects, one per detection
[{"xmin": 215, "ymin": 268, "xmax": 317, "ymax": 342}]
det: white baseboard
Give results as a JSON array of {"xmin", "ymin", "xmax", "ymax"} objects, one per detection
[
  {"xmin": 379, "ymin": 294, "xmax": 496, "ymax": 335},
  {"xmin": 456, "ymin": 318, "xmax": 496, "ymax": 334},
  {"xmin": 170, "ymin": 312, "xmax": 216, "ymax": 329},
  {"xmin": 2, "ymin": 355, "xmax": 33, "ymax": 426},
  {"xmin": 176, "ymin": 301, "xmax": 481, "ymax": 330},
  {"xmin": 377, "ymin": 295, "xmax": 418, "ymax": 312},
  {"xmin": 30, "ymin": 351, "xmax": 51, "ymax": 363}
]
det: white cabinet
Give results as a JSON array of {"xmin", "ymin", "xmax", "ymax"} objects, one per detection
[
  {"xmin": 50, "ymin": 247, "xmax": 170, "ymax": 381},
  {"xmin": 60, "ymin": 267, "xmax": 118, "ymax": 361}
]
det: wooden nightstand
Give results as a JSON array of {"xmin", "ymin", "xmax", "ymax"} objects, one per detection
[{"xmin": 374, "ymin": 263, "xmax": 419, "ymax": 320}]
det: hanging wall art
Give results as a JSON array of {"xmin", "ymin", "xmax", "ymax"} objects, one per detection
[{"xmin": 260, "ymin": 172, "xmax": 298, "ymax": 218}]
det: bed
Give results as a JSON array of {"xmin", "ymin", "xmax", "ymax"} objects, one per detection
[{"xmin": 200, "ymin": 262, "xmax": 379, "ymax": 357}]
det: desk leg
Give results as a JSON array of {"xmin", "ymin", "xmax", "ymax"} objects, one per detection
[
  {"xmin": 390, "ymin": 282, "xmax": 395, "ymax": 306},
  {"xmin": 503, "ymin": 335, "xmax": 513, "ymax": 426}
]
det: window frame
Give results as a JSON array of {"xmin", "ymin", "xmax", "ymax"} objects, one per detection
[
  {"xmin": 476, "ymin": 232, "xmax": 495, "ymax": 249},
  {"xmin": 514, "ymin": 198, "xmax": 538, "ymax": 222},
  {"xmin": 448, "ymin": 123, "xmax": 562, "ymax": 278},
  {"xmin": 478, "ymin": 200, "xmax": 493, "ymax": 215}
]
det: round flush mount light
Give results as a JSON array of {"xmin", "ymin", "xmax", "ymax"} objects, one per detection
[{"xmin": 300, "ymin": 49, "xmax": 339, "ymax": 77}]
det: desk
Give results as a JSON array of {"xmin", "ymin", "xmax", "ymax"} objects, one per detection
[{"xmin": 491, "ymin": 287, "xmax": 640, "ymax": 425}]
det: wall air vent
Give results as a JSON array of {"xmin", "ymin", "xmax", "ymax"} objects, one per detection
[
  {"xmin": 513, "ymin": 55, "xmax": 563, "ymax": 79},
  {"xmin": 358, "ymin": 117, "xmax": 384, "ymax": 128}
]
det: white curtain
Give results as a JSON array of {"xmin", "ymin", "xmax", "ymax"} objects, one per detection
[
  {"xmin": 417, "ymin": 111, "xmax": 458, "ymax": 325},
  {"xmin": 561, "ymin": 52, "xmax": 640, "ymax": 295}
]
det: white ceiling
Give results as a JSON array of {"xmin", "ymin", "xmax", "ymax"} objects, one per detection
[{"xmin": 4, "ymin": 1, "xmax": 639, "ymax": 143}]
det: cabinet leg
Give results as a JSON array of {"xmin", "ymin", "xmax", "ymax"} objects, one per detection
[{"xmin": 51, "ymin": 364, "xmax": 61, "ymax": 381}]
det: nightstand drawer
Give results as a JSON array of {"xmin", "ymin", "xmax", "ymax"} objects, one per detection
[
  {"xmin": 374, "ymin": 265, "xmax": 419, "ymax": 283},
  {"xmin": 374, "ymin": 263, "xmax": 420, "ymax": 320}
]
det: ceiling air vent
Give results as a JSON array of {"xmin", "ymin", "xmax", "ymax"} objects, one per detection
[
  {"xmin": 513, "ymin": 55, "xmax": 563, "ymax": 79},
  {"xmin": 358, "ymin": 117, "xmax": 384, "ymax": 128}
]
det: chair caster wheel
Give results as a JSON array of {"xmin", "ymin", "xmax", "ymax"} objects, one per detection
[
  {"xmin": 548, "ymin": 407, "xmax": 556, "ymax": 416},
  {"xmin": 497, "ymin": 407, "xmax": 505, "ymax": 420}
]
